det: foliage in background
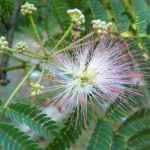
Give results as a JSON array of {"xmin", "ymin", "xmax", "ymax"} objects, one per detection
[{"xmin": 0, "ymin": 0, "xmax": 150, "ymax": 150}]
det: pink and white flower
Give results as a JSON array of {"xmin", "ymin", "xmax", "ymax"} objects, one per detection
[{"xmin": 43, "ymin": 34, "xmax": 145, "ymax": 120}]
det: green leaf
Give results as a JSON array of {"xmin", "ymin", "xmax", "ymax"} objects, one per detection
[
  {"xmin": 110, "ymin": 0, "xmax": 129, "ymax": 32},
  {"xmin": 141, "ymin": 37, "xmax": 150, "ymax": 55},
  {"xmin": 132, "ymin": 0, "xmax": 149, "ymax": 35},
  {"xmin": 146, "ymin": 18, "xmax": 150, "ymax": 35},
  {"xmin": 89, "ymin": 0, "xmax": 106, "ymax": 21},
  {"xmin": 107, "ymin": 104, "xmax": 125, "ymax": 122},
  {"xmin": 44, "ymin": 33, "xmax": 72, "ymax": 51},
  {"xmin": 111, "ymin": 134, "xmax": 126, "ymax": 150},
  {"xmin": 65, "ymin": 0, "xmax": 84, "ymax": 9},
  {"xmin": 119, "ymin": 108, "xmax": 150, "ymax": 136},
  {"xmin": 48, "ymin": 0, "xmax": 70, "ymax": 30},
  {"xmin": 139, "ymin": 146, "xmax": 150, "ymax": 150},
  {"xmin": 111, "ymin": 108, "xmax": 150, "ymax": 149},
  {"xmin": 127, "ymin": 127, "xmax": 150, "ymax": 149},
  {"xmin": 0, "ymin": 122, "xmax": 43, "ymax": 150},
  {"xmin": 87, "ymin": 119, "xmax": 113, "ymax": 150},
  {"xmin": 0, "ymin": 0, "xmax": 15, "ymax": 18},
  {"xmin": 45, "ymin": 106, "xmax": 93, "ymax": 150},
  {"xmin": 4, "ymin": 103, "xmax": 59, "ymax": 140},
  {"xmin": 41, "ymin": 9, "xmax": 57, "ymax": 36}
]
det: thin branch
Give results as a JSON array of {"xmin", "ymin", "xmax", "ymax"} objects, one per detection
[{"xmin": 0, "ymin": 0, "xmax": 21, "ymax": 86}]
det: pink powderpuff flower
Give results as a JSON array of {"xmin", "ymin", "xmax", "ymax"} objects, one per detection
[{"xmin": 43, "ymin": 34, "xmax": 145, "ymax": 121}]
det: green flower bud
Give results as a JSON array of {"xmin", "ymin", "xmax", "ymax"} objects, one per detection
[
  {"xmin": 1, "ymin": 36, "xmax": 5, "ymax": 41},
  {"xmin": 15, "ymin": 41, "xmax": 28, "ymax": 53},
  {"xmin": 4, "ymin": 41, "xmax": 8, "ymax": 46},
  {"xmin": 21, "ymin": 2, "xmax": 37, "ymax": 15},
  {"xmin": 91, "ymin": 19, "xmax": 112, "ymax": 37},
  {"xmin": 30, "ymin": 82, "xmax": 44, "ymax": 96},
  {"xmin": 0, "ymin": 36, "xmax": 8, "ymax": 51},
  {"xmin": 67, "ymin": 8, "xmax": 85, "ymax": 25}
]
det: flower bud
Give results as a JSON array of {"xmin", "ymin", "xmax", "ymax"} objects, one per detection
[
  {"xmin": 30, "ymin": 82, "xmax": 44, "ymax": 96},
  {"xmin": 67, "ymin": 8, "xmax": 85, "ymax": 25},
  {"xmin": 4, "ymin": 41, "xmax": 8, "ymax": 46},
  {"xmin": 91, "ymin": 19, "xmax": 113, "ymax": 37},
  {"xmin": 15, "ymin": 41, "xmax": 28, "ymax": 53},
  {"xmin": 1, "ymin": 37, "xmax": 5, "ymax": 41},
  {"xmin": 21, "ymin": 2, "xmax": 37, "ymax": 15},
  {"xmin": 0, "ymin": 36, "xmax": 8, "ymax": 51}
]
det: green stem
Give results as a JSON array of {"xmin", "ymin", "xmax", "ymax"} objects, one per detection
[
  {"xmin": 6, "ymin": 48, "xmax": 44, "ymax": 60},
  {"xmin": 52, "ymin": 32, "xmax": 94, "ymax": 57},
  {"xmin": 28, "ymin": 15, "xmax": 48, "ymax": 56},
  {"xmin": 37, "ymin": 62, "xmax": 45, "ymax": 83},
  {"xmin": 53, "ymin": 39, "xmax": 99, "ymax": 57},
  {"xmin": 4, "ymin": 52, "xmax": 26, "ymax": 62},
  {"xmin": 27, "ymin": 50, "xmax": 47, "ymax": 59},
  {"xmin": 23, "ymin": 52, "xmax": 45, "ymax": 59},
  {"xmin": 50, "ymin": 23, "xmax": 74, "ymax": 55},
  {"xmin": 3, "ymin": 65, "xmax": 25, "ymax": 71},
  {"xmin": 27, "ymin": 48, "xmax": 43, "ymax": 63},
  {"xmin": 2, "ymin": 63, "xmax": 33, "ymax": 72},
  {"xmin": 0, "ymin": 66, "xmax": 36, "ymax": 119},
  {"xmin": 6, "ymin": 48, "xmax": 16, "ymax": 53}
]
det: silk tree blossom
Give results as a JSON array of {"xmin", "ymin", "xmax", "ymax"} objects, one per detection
[{"xmin": 42, "ymin": 34, "xmax": 145, "ymax": 120}]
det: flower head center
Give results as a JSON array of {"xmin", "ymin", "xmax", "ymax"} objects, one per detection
[{"xmin": 76, "ymin": 68, "xmax": 97, "ymax": 86}]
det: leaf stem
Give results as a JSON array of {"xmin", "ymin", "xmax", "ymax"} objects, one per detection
[
  {"xmin": 6, "ymin": 48, "xmax": 45, "ymax": 60},
  {"xmin": 52, "ymin": 32, "xmax": 94, "ymax": 57},
  {"xmin": 0, "ymin": 66, "xmax": 36, "ymax": 119},
  {"xmin": 37, "ymin": 62, "xmax": 45, "ymax": 83},
  {"xmin": 28, "ymin": 15, "xmax": 48, "ymax": 56},
  {"xmin": 2, "ymin": 64, "xmax": 25, "ymax": 71},
  {"xmin": 27, "ymin": 50, "xmax": 47, "ymax": 59},
  {"xmin": 50, "ymin": 23, "xmax": 74, "ymax": 55},
  {"xmin": 4, "ymin": 52, "xmax": 26, "ymax": 63}
]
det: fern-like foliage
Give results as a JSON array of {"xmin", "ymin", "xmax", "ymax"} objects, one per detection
[
  {"xmin": 42, "ymin": 10, "xmax": 57, "ymax": 36},
  {"xmin": 1, "ymin": 102, "xmax": 59, "ymax": 141},
  {"xmin": 132, "ymin": 0, "xmax": 149, "ymax": 35},
  {"xmin": 45, "ymin": 107, "xmax": 93, "ymax": 150},
  {"xmin": 0, "ymin": 0, "xmax": 15, "ymax": 18},
  {"xmin": 87, "ymin": 119, "xmax": 113, "ymax": 150},
  {"xmin": 141, "ymin": 37, "xmax": 150, "ymax": 56},
  {"xmin": 89, "ymin": 0, "xmax": 106, "ymax": 21},
  {"xmin": 48, "ymin": 0, "xmax": 70, "ymax": 30},
  {"xmin": 0, "ymin": 122, "xmax": 43, "ymax": 150},
  {"xmin": 107, "ymin": 104, "xmax": 125, "ymax": 122},
  {"xmin": 119, "ymin": 109, "xmax": 150, "ymax": 135},
  {"xmin": 110, "ymin": 0, "xmax": 129, "ymax": 33},
  {"xmin": 127, "ymin": 127, "xmax": 150, "ymax": 149},
  {"xmin": 111, "ymin": 134, "xmax": 126, "ymax": 150},
  {"xmin": 111, "ymin": 108, "xmax": 150, "ymax": 150}
]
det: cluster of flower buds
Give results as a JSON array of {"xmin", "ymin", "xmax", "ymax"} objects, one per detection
[
  {"xmin": 91, "ymin": 20, "xmax": 112, "ymax": 37},
  {"xmin": 67, "ymin": 8, "xmax": 85, "ymax": 25},
  {"xmin": 0, "ymin": 37, "xmax": 8, "ymax": 51},
  {"xmin": 15, "ymin": 41, "xmax": 28, "ymax": 53},
  {"xmin": 21, "ymin": 2, "xmax": 37, "ymax": 15},
  {"xmin": 30, "ymin": 82, "xmax": 44, "ymax": 96}
]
